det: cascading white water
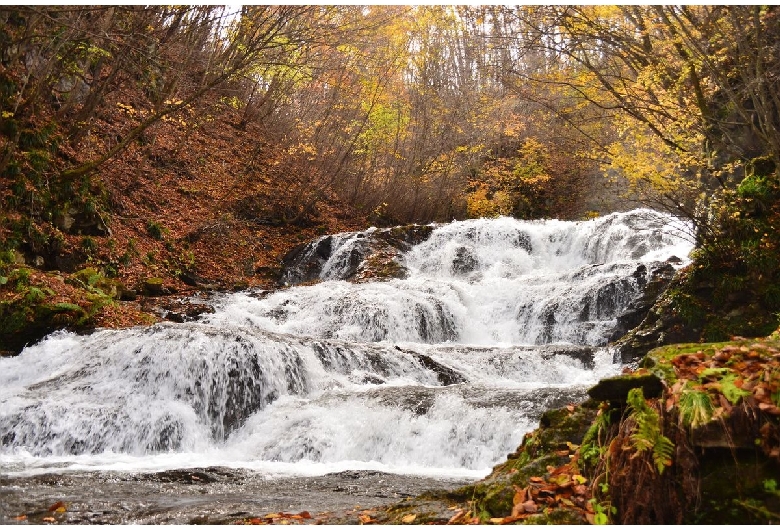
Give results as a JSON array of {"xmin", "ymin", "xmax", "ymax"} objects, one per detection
[{"xmin": 0, "ymin": 209, "xmax": 693, "ymax": 479}]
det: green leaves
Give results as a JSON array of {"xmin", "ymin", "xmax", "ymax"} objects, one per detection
[
  {"xmin": 626, "ymin": 388, "xmax": 675, "ymax": 474},
  {"xmin": 718, "ymin": 373, "xmax": 752, "ymax": 405},
  {"xmin": 678, "ymin": 389, "xmax": 714, "ymax": 428}
]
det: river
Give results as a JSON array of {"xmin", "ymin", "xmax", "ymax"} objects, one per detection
[{"xmin": 0, "ymin": 209, "xmax": 693, "ymax": 523}]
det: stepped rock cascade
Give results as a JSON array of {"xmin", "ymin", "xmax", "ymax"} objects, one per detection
[{"xmin": 0, "ymin": 209, "xmax": 693, "ymax": 479}]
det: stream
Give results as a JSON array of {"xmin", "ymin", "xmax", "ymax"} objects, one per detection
[{"xmin": 0, "ymin": 209, "xmax": 693, "ymax": 523}]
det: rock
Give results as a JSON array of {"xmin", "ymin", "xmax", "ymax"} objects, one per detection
[
  {"xmin": 608, "ymin": 262, "xmax": 677, "ymax": 346},
  {"xmin": 400, "ymin": 348, "xmax": 466, "ymax": 386},
  {"xmin": 120, "ymin": 288, "xmax": 138, "ymax": 301},
  {"xmin": 613, "ymin": 264, "xmax": 698, "ymax": 363},
  {"xmin": 587, "ymin": 373, "xmax": 663, "ymax": 403},
  {"xmin": 279, "ymin": 224, "xmax": 434, "ymax": 286},
  {"xmin": 539, "ymin": 344, "xmax": 595, "ymax": 369},
  {"xmin": 55, "ymin": 206, "xmax": 110, "ymax": 236},
  {"xmin": 451, "ymin": 246, "xmax": 477, "ymax": 275},
  {"xmin": 142, "ymin": 277, "xmax": 165, "ymax": 296}
]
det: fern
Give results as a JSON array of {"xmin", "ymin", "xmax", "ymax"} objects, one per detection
[
  {"xmin": 678, "ymin": 389, "xmax": 714, "ymax": 428},
  {"xmin": 719, "ymin": 373, "xmax": 751, "ymax": 405},
  {"xmin": 626, "ymin": 388, "xmax": 675, "ymax": 474}
]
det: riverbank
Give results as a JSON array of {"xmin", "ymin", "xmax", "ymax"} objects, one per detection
[{"xmin": 0, "ymin": 468, "xmax": 469, "ymax": 525}]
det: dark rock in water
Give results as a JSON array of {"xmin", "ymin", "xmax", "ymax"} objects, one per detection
[
  {"xmin": 376, "ymin": 224, "xmax": 435, "ymax": 249},
  {"xmin": 538, "ymin": 344, "xmax": 595, "ymax": 370},
  {"xmin": 609, "ymin": 261, "xmax": 681, "ymax": 359},
  {"xmin": 516, "ymin": 231, "xmax": 532, "ymax": 253},
  {"xmin": 537, "ymin": 304, "xmax": 558, "ymax": 344},
  {"xmin": 279, "ymin": 224, "xmax": 434, "ymax": 286},
  {"xmin": 399, "ymin": 347, "xmax": 466, "ymax": 386},
  {"xmin": 452, "ymin": 246, "xmax": 478, "ymax": 275},
  {"xmin": 279, "ymin": 237, "xmax": 333, "ymax": 285},
  {"xmin": 145, "ymin": 299, "xmax": 216, "ymax": 324},
  {"xmin": 368, "ymin": 385, "xmax": 438, "ymax": 415},
  {"xmin": 613, "ymin": 264, "xmax": 700, "ymax": 363}
]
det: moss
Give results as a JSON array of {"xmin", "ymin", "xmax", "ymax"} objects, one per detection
[
  {"xmin": 359, "ymin": 252, "xmax": 405, "ymax": 280},
  {"xmin": 374, "ymin": 334, "xmax": 780, "ymax": 526},
  {"xmin": 448, "ymin": 402, "xmax": 602, "ymax": 520},
  {"xmin": 0, "ymin": 267, "xmax": 119, "ymax": 353},
  {"xmin": 142, "ymin": 277, "xmax": 165, "ymax": 296},
  {"xmin": 0, "ymin": 295, "xmax": 89, "ymax": 352},
  {"xmin": 71, "ymin": 267, "xmax": 101, "ymax": 287}
]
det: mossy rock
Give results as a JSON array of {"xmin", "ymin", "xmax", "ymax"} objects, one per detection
[
  {"xmin": 68, "ymin": 267, "xmax": 125, "ymax": 298},
  {"xmin": 0, "ymin": 296, "xmax": 88, "ymax": 353},
  {"xmin": 586, "ymin": 373, "xmax": 663, "ymax": 403},
  {"xmin": 455, "ymin": 402, "xmax": 600, "ymax": 520},
  {"xmin": 71, "ymin": 267, "xmax": 101, "ymax": 287},
  {"xmin": 379, "ymin": 224, "xmax": 434, "ymax": 248},
  {"xmin": 141, "ymin": 277, "xmax": 165, "ymax": 296}
]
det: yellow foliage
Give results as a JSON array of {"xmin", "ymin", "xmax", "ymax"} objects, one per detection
[
  {"xmin": 605, "ymin": 121, "xmax": 704, "ymax": 201},
  {"xmin": 466, "ymin": 184, "xmax": 512, "ymax": 218}
]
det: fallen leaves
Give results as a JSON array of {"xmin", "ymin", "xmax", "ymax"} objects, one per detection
[
  {"xmin": 668, "ymin": 342, "xmax": 780, "ymax": 418},
  {"xmin": 237, "ymin": 511, "xmax": 313, "ymax": 525},
  {"xmin": 661, "ymin": 340, "xmax": 780, "ymax": 466},
  {"xmin": 467, "ymin": 462, "xmax": 594, "ymax": 525},
  {"xmin": 48, "ymin": 501, "xmax": 67, "ymax": 513}
]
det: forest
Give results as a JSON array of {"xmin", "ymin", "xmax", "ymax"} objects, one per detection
[
  {"xmin": 2, "ymin": 6, "xmax": 779, "ymax": 338},
  {"xmin": 1, "ymin": 5, "xmax": 780, "ymax": 525}
]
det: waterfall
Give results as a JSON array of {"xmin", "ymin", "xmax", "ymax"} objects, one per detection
[{"xmin": 0, "ymin": 209, "xmax": 692, "ymax": 479}]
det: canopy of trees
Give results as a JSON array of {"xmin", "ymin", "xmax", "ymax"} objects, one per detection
[{"xmin": 4, "ymin": 6, "xmax": 777, "ymax": 225}]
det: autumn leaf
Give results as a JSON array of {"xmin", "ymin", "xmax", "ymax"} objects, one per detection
[
  {"xmin": 512, "ymin": 485, "xmax": 527, "ymax": 505},
  {"xmin": 573, "ymin": 484, "xmax": 589, "ymax": 496},
  {"xmin": 47, "ymin": 501, "xmax": 66, "ymax": 512},
  {"xmin": 758, "ymin": 402, "xmax": 780, "ymax": 415},
  {"xmin": 447, "ymin": 509, "xmax": 467, "ymax": 524},
  {"xmin": 401, "ymin": 513, "xmax": 416, "ymax": 523}
]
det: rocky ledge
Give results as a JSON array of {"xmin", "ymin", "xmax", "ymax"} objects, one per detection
[{"xmin": 279, "ymin": 224, "xmax": 434, "ymax": 285}]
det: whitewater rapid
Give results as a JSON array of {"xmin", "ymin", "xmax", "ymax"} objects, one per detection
[{"xmin": 0, "ymin": 209, "xmax": 693, "ymax": 479}]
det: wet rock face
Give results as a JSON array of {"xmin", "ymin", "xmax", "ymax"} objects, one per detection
[
  {"xmin": 452, "ymin": 246, "xmax": 478, "ymax": 275},
  {"xmin": 610, "ymin": 260, "xmax": 683, "ymax": 362},
  {"xmin": 279, "ymin": 224, "xmax": 434, "ymax": 286},
  {"xmin": 279, "ymin": 236, "xmax": 335, "ymax": 285}
]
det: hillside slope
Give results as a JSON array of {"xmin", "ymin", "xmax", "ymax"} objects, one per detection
[{"xmin": 1, "ymin": 89, "xmax": 367, "ymax": 354}]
